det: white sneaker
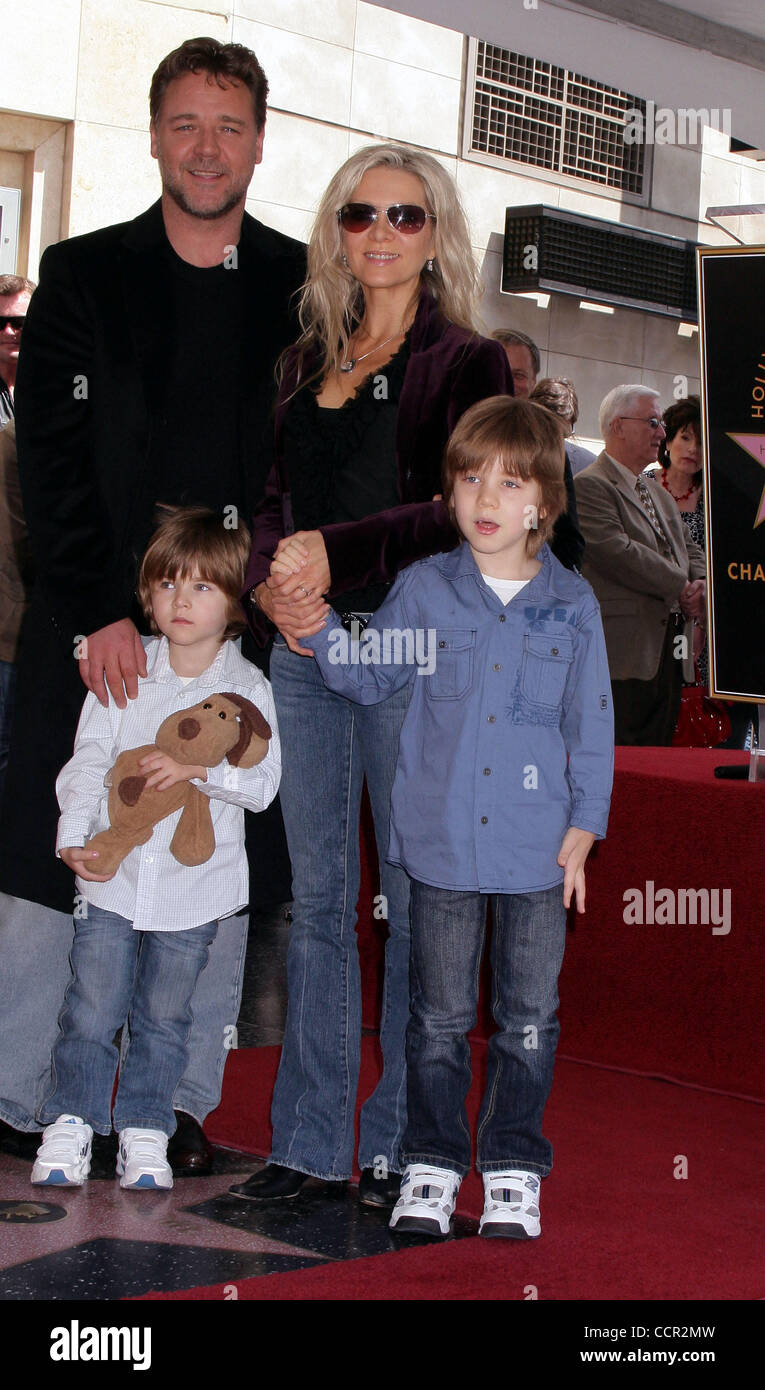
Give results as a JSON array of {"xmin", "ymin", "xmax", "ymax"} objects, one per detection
[
  {"xmin": 117, "ymin": 1129, "xmax": 173, "ymax": 1190},
  {"xmin": 479, "ymin": 1169, "xmax": 541, "ymax": 1239},
  {"xmin": 31, "ymin": 1114, "xmax": 93, "ymax": 1186},
  {"xmin": 389, "ymin": 1163, "xmax": 462, "ymax": 1237}
]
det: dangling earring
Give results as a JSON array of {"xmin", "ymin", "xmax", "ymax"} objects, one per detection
[
  {"xmin": 425, "ymin": 258, "xmax": 434, "ymax": 272},
  {"xmin": 341, "ymin": 253, "xmax": 348, "ymax": 266}
]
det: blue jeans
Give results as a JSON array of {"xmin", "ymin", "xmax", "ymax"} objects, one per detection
[
  {"xmin": 402, "ymin": 880, "xmax": 567, "ymax": 1177},
  {"xmin": 38, "ymin": 905, "xmax": 218, "ymax": 1136},
  {"xmin": 268, "ymin": 639, "xmax": 411, "ymax": 1179},
  {"xmin": 0, "ymin": 892, "xmax": 247, "ymax": 1131},
  {"xmin": 0, "ymin": 659, "xmax": 16, "ymax": 806}
]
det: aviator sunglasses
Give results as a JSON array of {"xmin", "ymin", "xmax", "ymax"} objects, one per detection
[
  {"xmin": 0, "ymin": 316, "xmax": 26, "ymax": 331},
  {"xmin": 338, "ymin": 202, "xmax": 436, "ymax": 234}
]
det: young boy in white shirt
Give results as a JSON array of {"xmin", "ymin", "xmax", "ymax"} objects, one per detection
[
  {"xmin": 32, "ymin": 507, "xmax": 280, "ymax": 1190},
  {"xmin": 279, "ymin": 397, "xmax": 613, "ymax": 1239}
]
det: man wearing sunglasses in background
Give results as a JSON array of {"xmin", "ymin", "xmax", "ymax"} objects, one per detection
[
  {"xmin": 0, "ymin": 38, "xmax": 304, "ymax": 1168},
  {"xmin": 0, "ymin": 275, "xmax": 34, "ymax": 427},
  {"xmin": 574, "ymin": 384, "xmax": 706, "ymax": 745}
]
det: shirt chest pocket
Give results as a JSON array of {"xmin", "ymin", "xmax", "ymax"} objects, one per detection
[
  {"xmin": 426, "ymin": 628, "xmax": 476, "ymax": 700},
  {"xmin": 520, "ymin": 633, "xmax": 574, "ymax": 709}
]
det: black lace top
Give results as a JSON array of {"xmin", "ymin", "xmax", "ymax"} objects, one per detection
[
  {"xmin": 281, "ymin": 337, "xmax": 411, "ymax": 616},
  {"xmin": 679, "ymin": 495, "xmax": 708, "ymax": 686}
]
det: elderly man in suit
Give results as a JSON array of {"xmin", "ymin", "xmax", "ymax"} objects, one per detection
[
  {"xmin": 574, "ymin": 384, "xmax": 706, "ymax": 745},
  {"xmin": 0, "ymin": 38, "xmax": 305, "ymax": 1165}
]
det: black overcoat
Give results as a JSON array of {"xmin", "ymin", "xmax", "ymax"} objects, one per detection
[{"xmin": 1, "ymin": 200, "xmax": 305, "ymax": 910}]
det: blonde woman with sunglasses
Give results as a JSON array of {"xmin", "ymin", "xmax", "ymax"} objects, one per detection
[{"xmin": 233, "ymin": 144, "xmax": 510, "ymax": 1210}]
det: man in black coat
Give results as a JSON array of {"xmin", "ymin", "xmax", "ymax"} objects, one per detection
[{"xmin": 0, "ymin": 38, "xmax": 305, "ymax": 1163}]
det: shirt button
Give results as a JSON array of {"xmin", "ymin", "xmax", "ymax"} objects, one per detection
[
  {"xmin": 480, "ymin": 816, "xmax": 488, "ymax": 824},
  {"xmin": 438, "ymin": 640, "xmax": 446, "ymax": 648},
  {"xmin": 499, "ymin": 614, "xmax": 506, "ymax": 622},
  {"xmin": 488, "ymin": 715, "xmax": 496, "ymax": 723},
  {"xmin": 551, "ymin": 646, "xmax": 559, "ymax": 655},
  {"xmin": 483, "ymin": 768, "xmax": 491, "ymax": 775},
  {"xmin": 493, "ymin": 663, "xmax": 501, "ymax": 671}
]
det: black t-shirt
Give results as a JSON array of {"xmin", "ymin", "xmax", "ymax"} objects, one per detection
[
  {"xmin": 282, "ymin": 338, "xmax": 410, "ymax": 615},
  {"xmin": 146, "ymin": 245, "xmax": 248, "ymax": 522}
]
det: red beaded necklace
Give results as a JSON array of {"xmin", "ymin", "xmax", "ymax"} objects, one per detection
[{"xmin": 661, "ymin": 470, "xmax": 697, "ymax": 504}]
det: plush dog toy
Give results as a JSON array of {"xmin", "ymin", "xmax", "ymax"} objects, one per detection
[{"xmin": 83, "ymin": 693, "xmax": 272, "ymax": 876}]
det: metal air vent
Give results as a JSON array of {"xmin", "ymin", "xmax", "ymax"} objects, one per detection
[{"xmin": 502, "ymin": 204, "xmax": 698, "ymax": 319}]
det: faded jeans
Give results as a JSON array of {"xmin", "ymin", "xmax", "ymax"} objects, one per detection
[
  {"xmin": 0, "ymin": 892, "xmax": 248, "ymax": 1131},
  {"xmin": 401, "ymin": 879, "xmax": 567, "ymax": 1177},
  {"xmin": 267, "ymin": 639, "xmax": 411, "ymax": 1179},
  {"xmin": 38, "ymin": 905, "xmax": 217, "ymax": 1136}
]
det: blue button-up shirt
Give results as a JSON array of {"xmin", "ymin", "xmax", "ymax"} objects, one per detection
[{"xmin": 305, "ymin": 543, "xmax": 613, "ymax": 893}]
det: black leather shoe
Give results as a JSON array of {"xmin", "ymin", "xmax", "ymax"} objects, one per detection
[
  {"xmin": 229, "ymin": 1162, "xmax": 343, "ymax": 1203},
  {"xmin": 167, "ymin": 1110, "xmax": 213, "ymax": 1175},
  {"xmin": 358, "ymin": 1167, "xmax": 402, "ymax": 1208},
  {"xmin": 0, "ymin": 1118, "xmax": 41, "ymax": 1160}
]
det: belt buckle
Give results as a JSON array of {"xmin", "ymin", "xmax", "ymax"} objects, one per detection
[{"xmin": 340, "ymin": 611, "xmax": 372, "ymax": 634}]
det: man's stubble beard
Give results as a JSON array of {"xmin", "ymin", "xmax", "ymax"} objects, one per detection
[{"xmin": 162, "ymin": 171, "xmax": 248, "ymax": 222}]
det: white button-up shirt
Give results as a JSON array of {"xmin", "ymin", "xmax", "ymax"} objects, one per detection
[{"xmin": 56, "ymin": 636, "xmax": 281, "ymax": 930}]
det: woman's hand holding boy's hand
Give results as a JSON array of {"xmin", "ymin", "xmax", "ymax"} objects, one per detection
[
  {"xmin": 270, "ymin": 536, "xmax": 310, "ymax": 577},
  {"xmin": 256, "ymin": 530, "xmax": 332, "ymax": 656},
  {"xmin": 254, "ymin": 581, "xmax": 329, "ymax": 656},
  {"xmin": 557, "ymin": 827, "xmax": 597, "ymax": 913},
  {"xmin": 269, "ymin": 530, "xmax": 331, "ymax": 598}
]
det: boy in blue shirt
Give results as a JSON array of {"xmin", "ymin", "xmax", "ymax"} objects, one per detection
[{"xmin": 281, "ymin": 396, "xmax": 613, "ymax": 1238}]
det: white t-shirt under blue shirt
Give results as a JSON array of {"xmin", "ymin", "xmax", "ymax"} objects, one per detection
[{"xmin": 481, "ymin": 575, "xmax": 531, "ymax": 605}]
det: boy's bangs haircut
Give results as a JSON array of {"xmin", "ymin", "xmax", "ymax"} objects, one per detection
[
  {"xmin": 138, "ymin": 506, "xmax": 252, "ymax": 639},
  {"xmin": 442, "ymin": 397, "xmax": 567, "ymax": 556}
]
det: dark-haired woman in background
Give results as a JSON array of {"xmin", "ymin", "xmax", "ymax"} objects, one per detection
[
  {"xmin": 651, "ymin": 396, "xmax": 706, "ymax": 682},
  {"xmin": 651, "ymin": 396, "xmax": 752, "ymax": 746}
]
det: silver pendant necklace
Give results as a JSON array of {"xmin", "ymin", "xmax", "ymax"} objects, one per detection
[{"xmin": 340, "ymin": 328, "xmax": 402, "ymax": 373}]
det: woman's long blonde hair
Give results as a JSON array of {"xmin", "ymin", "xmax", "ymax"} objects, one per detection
[{"xmin": 288, "ymin": 143, "xmax": 482, "ymax": 384}]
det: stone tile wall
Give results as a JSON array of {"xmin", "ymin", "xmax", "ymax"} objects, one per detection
[{"xmin": 2, "ymin": 0, "xmax": 763, "ymax": 435}]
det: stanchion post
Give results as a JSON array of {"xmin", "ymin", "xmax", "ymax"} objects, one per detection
[{"xmin": 747, "ymin": 704, "xmax": 765, "ymax": 782}]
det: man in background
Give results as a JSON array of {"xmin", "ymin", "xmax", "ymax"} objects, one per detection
[
  {"xmin": 492, "ymin": 330, "xmax": 583, "ymax": 569},
  {"xmin": 491, "ymin": 328, "xmax": 540, "ymax": 398},
  {"xmin": 0, "ymin": 275, "xmax": 34, "ymax": 426},
  {"xmin": 574, "ymin": 384, "xmax": 705, "ymax": 744}
]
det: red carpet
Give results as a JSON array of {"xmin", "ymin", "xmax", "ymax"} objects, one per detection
[
  {"xmin": 131, "ymin": 749, "xmax": 764, "ymax": 1301},
  {"xmin": 130, "ymin": 1040, "xmax": 763, "ymax": 1301}
]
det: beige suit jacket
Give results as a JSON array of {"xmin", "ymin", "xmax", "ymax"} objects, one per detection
[{"xmin": 573, "ymin": 451, "xmax": 706, "ymax": 682}]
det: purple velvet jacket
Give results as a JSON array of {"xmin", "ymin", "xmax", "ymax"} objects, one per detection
[{"xmin": 245, "ymin": 291, "xmax": 512, "ymax": 640}]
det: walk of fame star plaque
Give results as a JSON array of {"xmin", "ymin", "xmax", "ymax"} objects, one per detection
[{"xmin": 698, "ymin": 245, "xmax": 765, "ymax": 704}]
